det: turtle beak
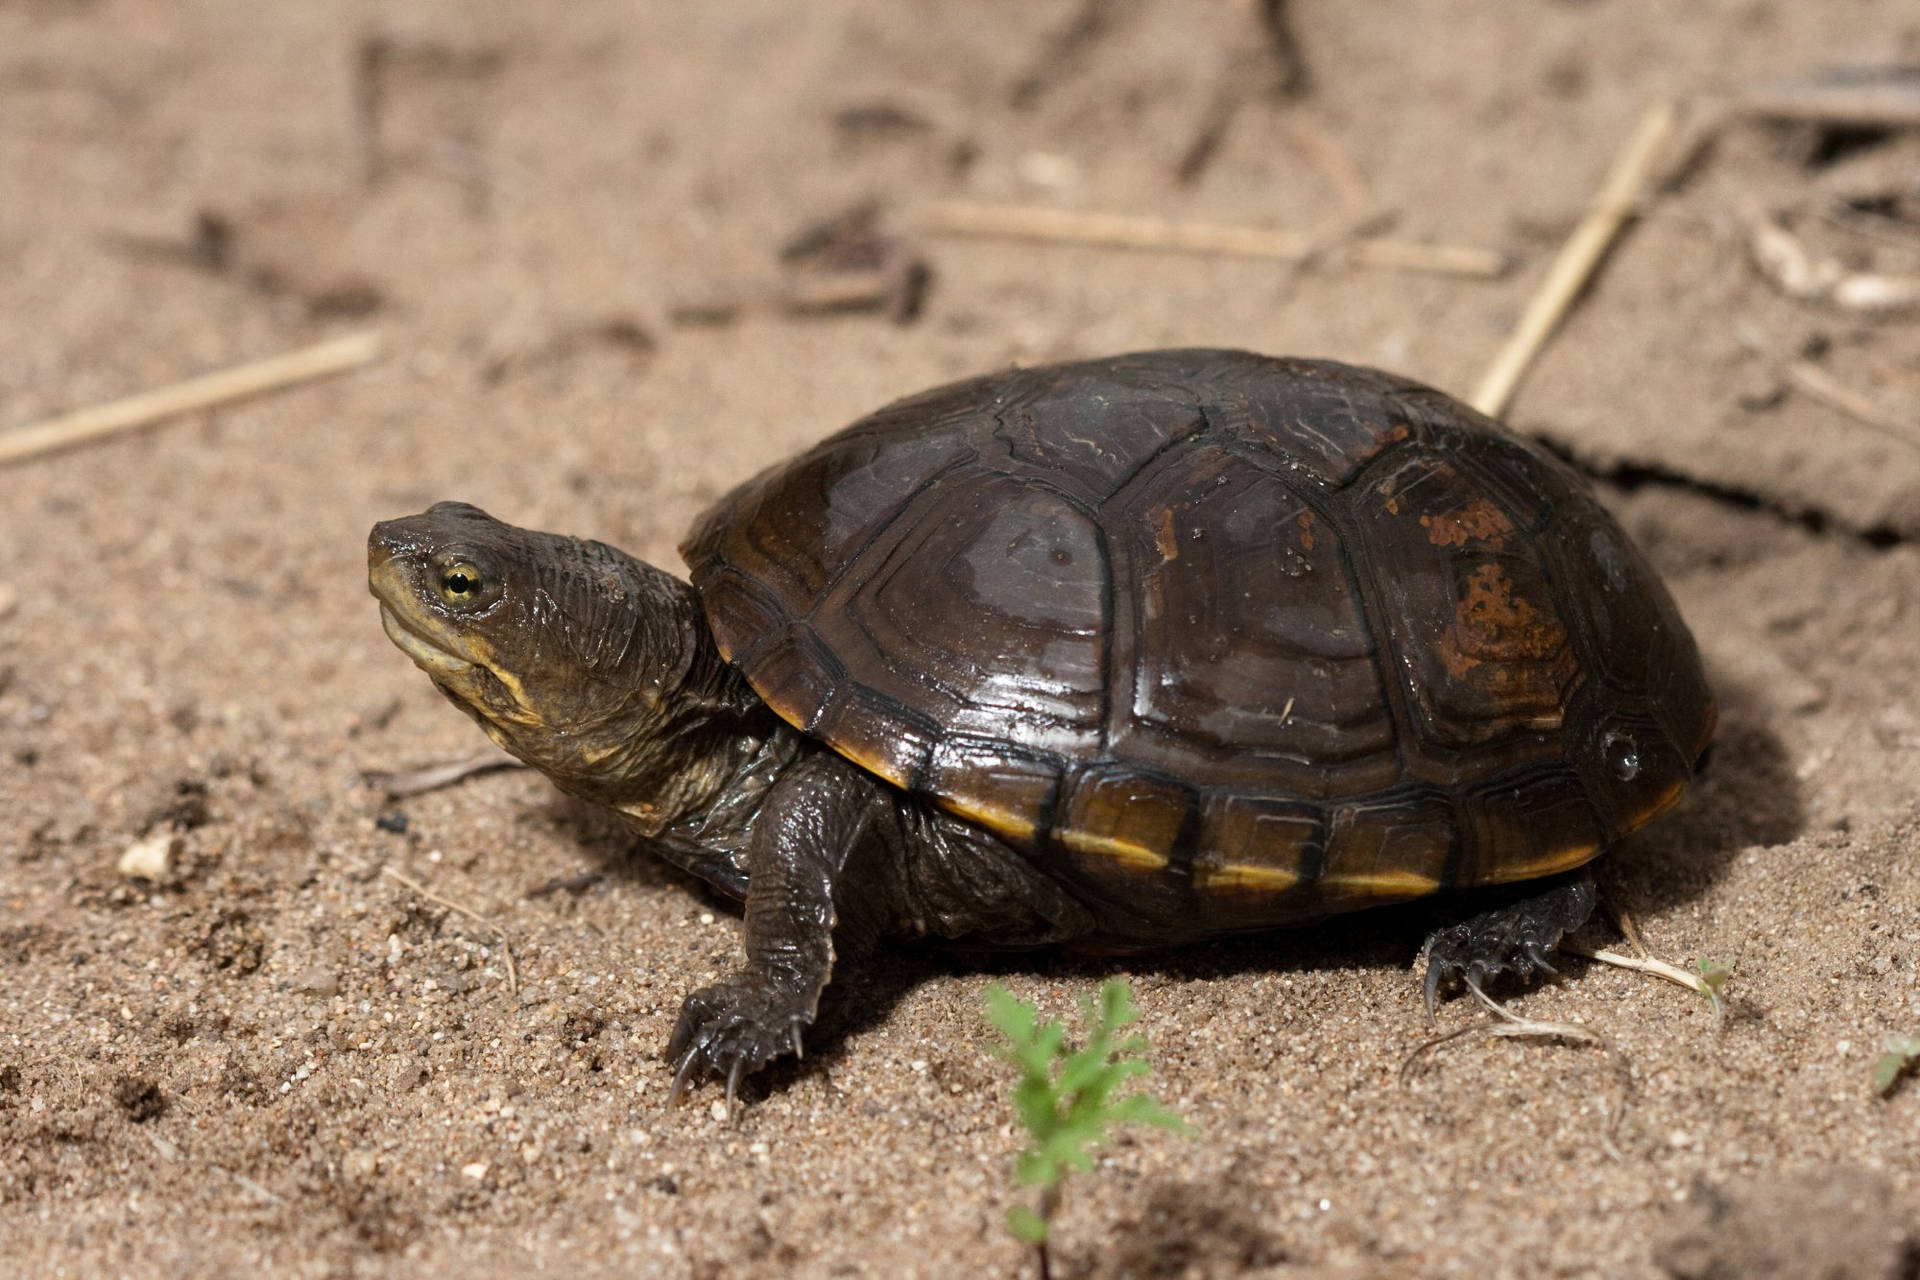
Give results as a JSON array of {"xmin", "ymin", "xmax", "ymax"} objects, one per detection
[
  {"xmin": 365, "ymin": 523, "xmax": 418, "ymax": 616},
  {"xmin": 367, "ymin": 518, "xmax": 475, "ymax": 675}
]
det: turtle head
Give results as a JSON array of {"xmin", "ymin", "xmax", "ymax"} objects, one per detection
[{"xmin": 368, "ymin": 502, "xmax": 697, "ymax": 815}]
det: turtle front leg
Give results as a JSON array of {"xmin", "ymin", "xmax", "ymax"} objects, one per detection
[{"xmin": 665, "ymin": 752, "xmax": 894, "ymax": 1106}]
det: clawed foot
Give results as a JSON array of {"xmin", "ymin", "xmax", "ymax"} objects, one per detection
[
  {"xmin": 1420, "ymin": 875, "xmax": 1597, "ymax": 1023},
  {"xmin": 665, "ymin": 977, "xmax": 815, "ymax": 1113}
]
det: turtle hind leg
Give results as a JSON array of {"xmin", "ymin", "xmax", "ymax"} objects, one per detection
[{"xmin": 1419, "ymin": 872, "xmax": 1597, "ymax": 1023}]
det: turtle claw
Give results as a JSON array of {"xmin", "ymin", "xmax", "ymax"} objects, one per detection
[
  {"xmin": 668, "ymin": 1047, "xmax": 701, "ymax": 1107},
  {"xmin": 663, "ymin": 976, "xmax": 816, "ymax": 1110}
]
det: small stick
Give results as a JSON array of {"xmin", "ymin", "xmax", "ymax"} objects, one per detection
[
  {"xmin": 382, "ymin": 866, "xmax": 520, "ymax": 995},
  {"xmin": 921, "ymin": 201, "xmax": 1506, "ymax": 278},
  {"xmin": 1252, "ymin": 0, "xmax": 1310, "ymax": 97},
  {"xmin": 1779, "ymin": 361, "xmax": 1920, "ymax": 450},
  {"xmin": 525, "ymin": 870, "xmax": 606, "ymax": 899},
  {"xmin": 1282, "ymin": 118, "xmax": 1372, "ymax": 217},
  {"xmin": 1736, "ymin": 68, "xmax": 1920, "ymax": 130},
  {"xmin": 364, "ymin": 752, "xmax": 524, "ymax": 800},
  {"xmin": 1470, "ymin": 101, "xmax": 1678, "ymax": 418},
  {"xmin": 0, "ymin": 330, "xmax": 384, "ymax": 467},
  {"xmin": 1734, "ymin": 325, "xmax": 1920, "ymax": 451},
  {"xmin": 1573, "ymin": 945, "xmax": 1708, "ymax": 997}
]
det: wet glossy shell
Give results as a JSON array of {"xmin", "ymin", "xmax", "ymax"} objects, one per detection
[{"xmin": 682, "ymin": 350, "xmax": 1715, "ymax": 928}]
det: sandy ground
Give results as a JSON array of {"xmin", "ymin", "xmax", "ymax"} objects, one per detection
[{"xmin": 4, "ymin": 2, "xmax": 1920, "ymax": 1276}]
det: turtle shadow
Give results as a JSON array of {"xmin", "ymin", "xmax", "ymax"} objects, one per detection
[{"xmin": 1598, "ymin": 673, "xmax": 1802, "ymax": 919}]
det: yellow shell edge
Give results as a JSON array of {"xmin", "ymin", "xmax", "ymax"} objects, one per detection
[
  {"xmin": 1194, "ymin": 863, "xmax": 1301, "ymax": 893},
  {"xmin": 1060, "ymin": 829, "xmax": 1171, "ymax": 872}
]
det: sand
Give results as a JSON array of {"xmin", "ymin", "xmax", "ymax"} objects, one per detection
[{"xmin": 3, "ymin": 1, "xmax": 1919, "ymax": 1276}]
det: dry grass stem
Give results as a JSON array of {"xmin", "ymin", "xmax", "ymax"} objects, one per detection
[
  {"xmin": 364, "ymin": 753, "xmax": 524, "ymax": 800},
  {"xmin": 1577, "ymin": 946, "xmax": 1710, "ymax": 996},
  {"xmin": 1736, "ymin": 68, "xmax": 1920, "ymax": 129},
  {"xmin": 382, "ymin": 866, "xmax": 520, "ymax": 996},
  {"xmin": 1470, "ymin": 101, "xmax": 1679, "ymax": 418},
  {"xmin": 0, "ymin": 330, "xmax": 385, "ymax": 466},
  {"xmin": 1734, "ymin": 325, "xmax": 1920, "ymax": 451},
  {"xmin": 920, "ymin": 201, "xmax": 1507, "ymax": 278},
  {"xmin": 1283, "ymin": 118, "xmax": 1373, "ymax": 216}
]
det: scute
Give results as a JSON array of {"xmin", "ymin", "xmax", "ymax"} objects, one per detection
[
  {"xmin": 683, "ymin": 350, "xmax": 1714, "ymax": 929},
  {"xmin": 1116, "ymin": 442, "xmax": 1395, "ymax": 790}
]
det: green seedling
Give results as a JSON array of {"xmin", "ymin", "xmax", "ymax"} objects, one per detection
[
  {"xmin": 984, "ymin": 980, "xmax": 1187, "ymax": 1280},
  {"xmin": 1872, "ymin": 1032, "xmax": 1920, "ymax": 1097},
  {"xmin": 1694, "ymin": 958, "xmax": 1732, "ymax": 1025}
]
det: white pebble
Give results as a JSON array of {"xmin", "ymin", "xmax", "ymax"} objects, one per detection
[
  {"xmin": 461, "ymin": 1162, "xmax": 489, "ymax": 1180},
  {"xmin": 117, "ymin": 831, "xmax": 179, "ymax": 880}
]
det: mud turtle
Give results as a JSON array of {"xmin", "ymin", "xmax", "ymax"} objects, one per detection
[{"xmin": 368, "ymin": 349, "xmax": 1715, "ymax": 1099}]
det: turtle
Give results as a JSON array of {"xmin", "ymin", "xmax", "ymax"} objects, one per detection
[{"xmin": 367, "ymin": 349, "xmax": 1716, "ymax": 1102}]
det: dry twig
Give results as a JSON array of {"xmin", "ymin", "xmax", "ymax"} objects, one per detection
[
  {"xmin": 1734, "ymin": 325, "xmax": 1920, "ymax": 451},
  {"xmin": 1251, "ymin": 0, "xmax": 1310, "ymax": 97},
  {"xmin": 1736, "ymin": 66, "xmax": 1920, "ymax": 131},
  {"xmin": 363, "ymin": 752, "xmax": 523, "ymax": 800},
  {"xmin": 382, "ymin": 866, "xmax": 520, "ymax": 995},
  {"xmin": 921, "ymin": 200, "xmax": 1506, "ymax": 277},
  {"xmin": 1471, "ymin": 102, "xmax": 1678, "ymax": 418},
  {"xmin": 1283, "ymin": 118, "xmax": 1372, "ymax": 217},
  {"xmin": 0, "ymin": 331, "xmax": 385, "ymax": 467}
]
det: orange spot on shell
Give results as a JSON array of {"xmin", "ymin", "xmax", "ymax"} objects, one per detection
[
  {"xmin": 1295, "ymin": 511, "xmax": 1316, "ymax": 552},
  {"xmin": 1155, "ymin": 508, "xmax": 1178, "ymax": 562},
  {"xmin": 1419, "ymin": 498, "xmax": 1514, "ymax": 550},
  {"xmin": 1434, "ymin": 562, "xmax": 1568, "ymax": 683}
]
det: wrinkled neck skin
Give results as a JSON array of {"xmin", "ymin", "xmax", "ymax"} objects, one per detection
[{"xmin": 468, "ymin": 560, "xmax": 806, "ymax": 840}]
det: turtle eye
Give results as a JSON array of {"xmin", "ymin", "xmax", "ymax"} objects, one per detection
[{"xmin": 438, "ymin": 562, "xmax": 485, "ymax": 607}]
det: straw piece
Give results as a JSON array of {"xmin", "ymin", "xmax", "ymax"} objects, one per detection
[
  {"xmin": 1736, "ymin": 68, "xmax": 1920, "ymax": 130},
  {"xmin": 0, "ymin": 330, "xmax": 385, "ymax": 466},
  {"xmin": 920, "ymin": 200, "xmax": 1508, "ymax": 278},
  {"xmin": 363, "ymin": 752, "xmax": 524, "ymax": 801},
  {"xmin": 1470, "ymin": 102, "xmax": 1678, "ymax": 419},
  {"xmin": 1734, "ymin": 324, "xmax": 1920, "ymax": 451}
]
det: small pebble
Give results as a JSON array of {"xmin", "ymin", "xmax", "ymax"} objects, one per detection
[
  {"xmin": 709, "ymin": 1100, "xmax": 728, "ymax": 1122},
  {"xmin": 117, "ymin": 831, "xmax": 179, "ymax": 880},
  {"xmin": 1018, "ymin": 150, "xmax": 1080, "ymax": 190},
  {"xmin": 375, "ymin": 812, "xmax": 409, "ymax": 835},
  {"xmin": 294, "ymin": 965, "xmax": 340, "ymax": 997},
  {"xmin": 461, "ymin": 1162, "xmax": 489, "ymax": 1180}
]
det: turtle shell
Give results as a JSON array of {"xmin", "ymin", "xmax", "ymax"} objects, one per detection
[{"xmin": 681, "ymin": 350, "xmax": 1715, "ymax": 930}]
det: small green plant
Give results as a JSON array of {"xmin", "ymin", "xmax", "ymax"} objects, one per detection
[
  {"xmin": 1695, "ymin": 958, "xmax": 1732, "ymax": 1025},
  {"xmin": 984, "ymin": 980, "xmax": 1187, "ymax": 1279},
  {"xmin": 1872, "ymin": 1032, "xmax": 1920, "ymax": 1097}
]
